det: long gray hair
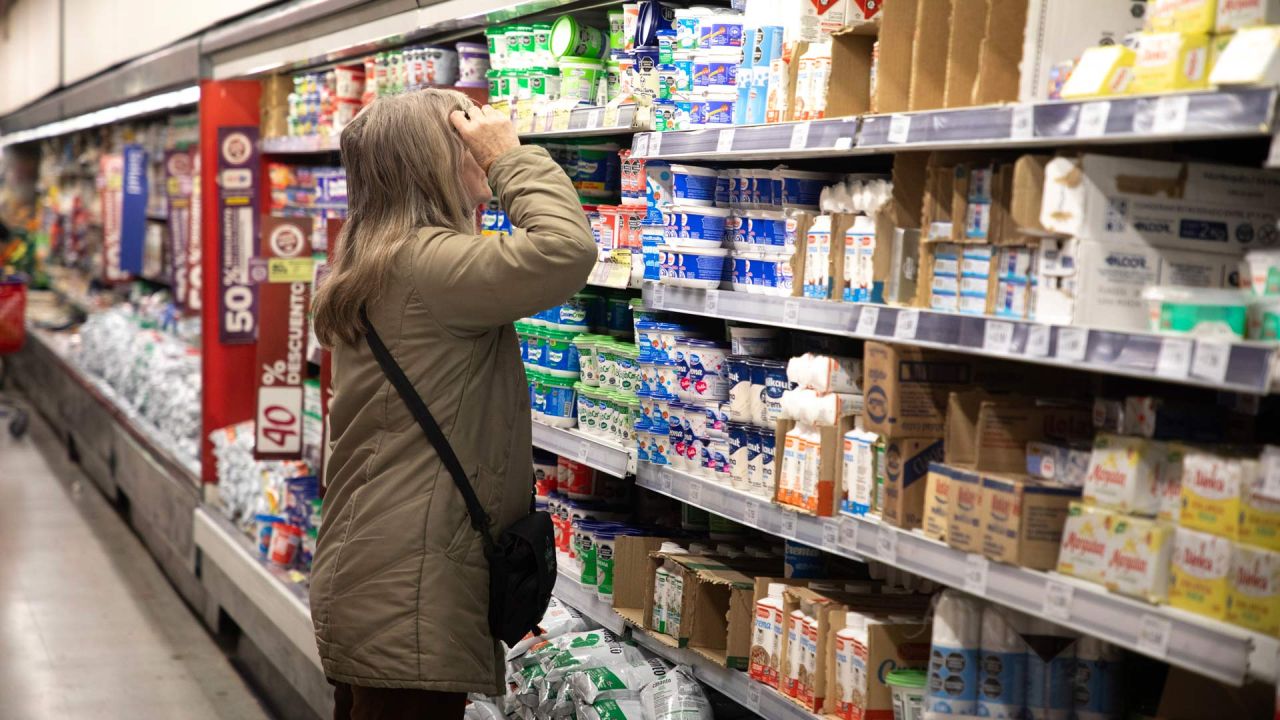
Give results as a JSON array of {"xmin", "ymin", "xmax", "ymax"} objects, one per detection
[{"xmin": 313, "ymin": 88, "xmax": 476, "ymax": 346}]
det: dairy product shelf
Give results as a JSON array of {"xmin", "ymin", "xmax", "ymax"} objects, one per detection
[
  {"xmin": 634, "ymin": 463, "xmax": 1271, "ymax": 686},
  {"xmin": 552, "ymin": 566, "xmax": 628, "ymax": 636},
  {"xmin": 260, "ymin": 134, "xmax": 341, "ymax": 154},
  {"xmin": 631, "ymin": 88, "xmax": 1277, "ymax": 161},
  {"xmin": 642, "ymin": 283, "xmax": 1278, "ymax": 395},
  {"xmin": 518, "ymin": 103, "xmax": 646, "ymax": 140},
  {"xmin": 531, "ymin": 420, "xmax": 636, "ymax": 477}
]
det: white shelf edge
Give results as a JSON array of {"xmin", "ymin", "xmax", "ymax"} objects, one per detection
[
  {"xmin": 531, "ymin": 420, "xmax": 636, "ymax": 477},
  {"xmin": 192, "ymin": 508, "xmax": 322, "ymax": 672},
  {"xmin": 553, "ymin": 566, "xmax": 627, "ymax": 636},
  {"xmin": 635, "ymin": 463, "xmax": 1269, "ymax": 687}
]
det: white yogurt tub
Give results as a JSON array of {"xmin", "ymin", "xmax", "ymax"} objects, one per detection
[{"xmin": 670, "ymin": 164, "xmax": 720, "ymax": 207}]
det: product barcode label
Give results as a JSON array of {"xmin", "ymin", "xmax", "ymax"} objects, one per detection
[
  {"xmin": 588, "ymin": 108, "xmax": 603, "ymax": 129},
  {"xmin": 780, "ymin": 511, "xmax": 799, "ymax": 539},
  {"xmin": 876, "ymin": 525, "xmax": 898, "ymax": 563},
  {"xmin": 1056, "ymin": 327, "xmax": 1088, "ymax": 362},
  {"xmin": 1077, "ymin": 101, "xmax": 1112, "ymax": 138},
  {"xmin": 746, "ymin": 681, "xmax": 762, "ymax": 711},
  {"xmin": 1043, "ymin": 580, "xmax": 1074, "ymax": 622},
  {"xmin": 650, "ymin": 283, "xmax": 666, "ymax": 309},
  {"xmin": 1191, "ymin": 341, "xmax": 1230, "ymax": 384},
  {"xmin": 783, "ymin": 300, "xmax": 800, "ymax": 324},
  {"xmin": 1151, "ymin": 94, "xmax": 1190, "ymax": 135},
  {"xmin": 744, "ymin": 500, "xmax": 761, "ymax": 527},
  {"xmin": 717, "ymin": 128, "xmax": 736, "ymax": 153},
  {"xmin": 790, "ymin": 122, "xmax": 811, "ymax": 150},
  {"xmin": 856, "ymin": 306, "xmax": 880, "ymax": 336},
  {"xmin": 1137, "ymin": 615, "xmax": 1172, "ymax": 659},
  {"xmin": 822, "ymin": 521, "xmax": 840, "ymax": 552},
  {"xmin": 983, "ymin": 321, "xmax": 1014, "ymax": 354},
  {"xmin": 887, "ymin": 115, "xmax": 912, "ymax": 144},
  {"xmin": 648, "ymin": 132, "xmax": 662, "ymax": 157},
  {"xmin": 660, "ymin": 468, "xmax": 674, "ymax": 494},
  {"xmin": 689, "ymin": 481, "xmax": 703, "ymax": 506},
  {"xmin": 704, "ymin": 290, "xmax": 719, "ymax": 315},
  {"xmin": 1156, "ymin": 338, "xmax": 1193, "ymax": 380},
  {"xmin": 1025, "ymin": 324, "xmax": 1050, "ymax": 358},
  {"xmin": 894, "ymin": 310, "xmax": 920, "ymax": 340},
  {"xmin": 964, "ymin": 554, "xmax": 990, "ymax": 594},
  {"xmin": 839, "ymin": 518, "xmax": 859, "ymax": 552},
  {"xmin": 1011, "ymin": 105, "xmax": 1034, "ymax": 141}
]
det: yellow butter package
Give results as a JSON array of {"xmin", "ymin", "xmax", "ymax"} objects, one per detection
[
  {"xmin": 1149, "ymin": 0, "xmax": 1218, "ymax": 33},
  {"xmin": 1171, "ymin": 526, "xmax": 1233, "ymax": 620},
  {"xmin": 1105, "ymin": 514, "xmax": 1175, "ymax": 603},
  {"xmin": 1058, "ymin": 502, "xmax": 1116, "ymax": 586},
  {"xmin": 1210, "ymin": 33, "xmax": 1234, "ymax": 76},
  {"xmin": 1061, "ymin": 45, "xmax": 1136, "ymax": 99},
  {"xmin": 1240, "ymin": 460, "xmax": 1280, "ymax": 551},
  {"xmin": 1227, "ymin": 542, "xmax": 1280, "ymax": 635},
  {"xmin": 1132, "ymin": 31, "xmax": 1213, "ymax": 94},
  {"xmin": 1179, "ymin": 450, "xmax": 1244, "ymax": 539}
]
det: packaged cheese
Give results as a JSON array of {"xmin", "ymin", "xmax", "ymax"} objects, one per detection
[
  {"xmin": 1083, "ymin": 434, "xmax": 1160, "ymax": 516},
  {"xmin": 1149, "ymin": 0, "xmax": 1218, "ymax": 34},
  {"xmin": 1216, "ymin": 0, "xmax": 1280, "ymax": 32},
  {"xmin": 1228, "ymin": 543, "xmax": 1280, "ymax": 635},
  {"xmin": 1155, "ymin": 442, "xmax": 1186, "ymax": 524},
  {"xmin": 1170, "ymin": 526, "xmax": 1233, "ymax": 620},
  {"xmin": 1060, "ymin": 45, "xmax": 1136, "ymax": 99},
  {"xmin": 1131, "ymin": 32, "xmax": 1212, "ymax": 94},
  {"xmin": 1180, "ymin": 451, "xmax": 1245, "ymax": 539},
  {"xmin": 1058, "ymin": 502, "xmax": 1116, "ymax": 586},
  {"xmin": 1104, "ymin": 514, "xmax": 1174, "ymax": 603},
  {"xmin": 1240, "ymin": 461, "xmax": 1280, "ymax": 552}
]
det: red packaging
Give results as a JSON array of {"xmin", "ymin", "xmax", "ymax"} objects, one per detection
[
  {"xmin": 269, "ymin": 523, "xmax": 302, "ymax": 567},
  {"xmin": 561, "ymin": 459, "xmax": 597, "ymax": 499}
]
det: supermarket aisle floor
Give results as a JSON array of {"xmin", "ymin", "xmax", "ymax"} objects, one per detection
[{"xmin": 0, "ymin": 402, "xmax": 275, "ymax": 720}]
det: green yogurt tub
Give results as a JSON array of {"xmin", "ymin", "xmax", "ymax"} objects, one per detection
[
  {"xmin": 1143, "ymin": 286, "xmax": 1249, "ymax": 339},
  {"xmin": 1250, "ymin": 297, "xmax": 1280, "ymax": 340},
  {"xmin": 550, "ymin": 15, "xmax": 608, "ymax": 60},
  {"xmin": 573, "ymin": 334, "xmax": 601, "ymax": 386},
  {"xmin": 885, "ymin": 669, "xmax": 926, "ymax": 720}
]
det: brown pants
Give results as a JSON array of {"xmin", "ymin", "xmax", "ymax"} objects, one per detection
[{"xmin": 332, "ymin": 681, "xmax": 466, "ymax": 720}]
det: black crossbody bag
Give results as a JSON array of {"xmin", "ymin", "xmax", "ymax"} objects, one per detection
[{"xmin": 360, "ymin": 307, "xmax": 555, "ymax": 647}]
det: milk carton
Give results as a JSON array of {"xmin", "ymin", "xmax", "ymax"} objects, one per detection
[
  {"xmin": 1228, "ymin": 543, "xmax": 1280, "ymax": 635},
  {"xmin": 1170, "ymin": 527, "xmax": 1233, "ymax": 620},
  {"xmin": 1058, "ymin": 502, "xmax": 1116, "ymax": 586},
  {"xmin": 1083, "ymin": 434, "xmax": 1160, "ymax": 516},
  {"xmin": 1104, "ymin": 514, "xmax": 1174, "ymax": 603}
]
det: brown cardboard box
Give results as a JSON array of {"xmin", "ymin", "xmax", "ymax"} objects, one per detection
[
  {"xmin": 945, "ymin": 1, "xmax": 991, "ymax": 108},
  {"xmin": 982, "ymin": 474, "xmax": 1081, "ymax": 570},
  {"xmin": 611, "ymin": 535, "xmax": 669, "ymax": 626},
  {"xmin": 788, "ymin": 211, "xmax": 817, "ymax": 297},
  {"xmin": 1008, "ymin": 155, "xmax": 1051, "ymax": 235},
  {"xmin": 775, "ymin": 415, "xmax": 859, "ymax": 517},
  {"xmin": 881, "ymin": 436, "xmax": 946, "ymax": 530},
  {"xmin": 825, "ymin": 31, "xmax": 878, "ymax": 117},
  {"xmin": 908, "ymin": 0, "xmax": 953, "ymax": 111},
  {"xmin": 873, "ymin": 0, "xmax": 920, "ymax": 113},
  {"xmin": 688, "ymin": 566, "xmax": 761, "ymax": 670},
  {"xmin": 862, "ymin": 342, "xmax": 973, "ymax": 438},
  {"xmin": 749, "ymin": 578, "xmax": 813, "ymax": 687},
  {"xmin": 642, "ymin": 552, "xmax": 732, "ymax": 646},
  {"xmin": 825, "ymin": 616, "xmax": 932, "ymax": 720},
  {"xmin": 945, "ymin": 392, "xmax": 1092, "ymax": 474},
  {"xmin": 948, "ymin": 466, "xmax": 986, "ymax": 553},
  {"xmin": 973, "ymin": 0, "xmax": 1030, "ymax": 105},
  {"xmin": 923, "ymin": 461, "xmax": 970, "ymax": 542}
]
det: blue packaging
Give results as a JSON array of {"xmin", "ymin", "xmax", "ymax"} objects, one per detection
[
  {"xmin": 734, "ymin": 72, "xmax": 752, "ymax": 124},
  {"xmin": 748, "ymin": 65, "xmax": 770, "ymax": 124},
  {"xmin": 699, "ymin": 18, "xmax": 744, "ymax": 48},
  {"xmin": 746, "ymin": 213, "xmax": 787, "ymax": 249},
  {"xmin": 692, "ymin": 59, "xmax": 713, "ymax": 88},
  {"xmin": 785, "ymin": 540, "xmax": 824, "ymax": 578},
  {"xmin": 670, "ymin": 165, "xmax": 719, "ymax": 206},
  {"xmin": 674, "ymin": 57, "xmax": 695, "ymax": 93},
  {"xmin": 526, "ymin": 334, "xmax": 546, "ymax": 367},
  {"xmin": 636, "ymin": 1, "xmax": 675, "ymax": 47},
  {"xmin": 704, "ymin": 97, "xmax": 735, "ymax": 125},
  {"xmin": 647, "ymin": 427, "xmax": 671, "ymax": 465},
  {"xmin": 542, "ymin": 380, "xmax": 578, "ymax": 422},
  {"xmin": 978, "ymin": 648, "xmax": 1028, "ymax": 719},
  {"xmin": 705, "ymin": 58, "xmax": 737, "ymax": 88},
  {"xmin": 1027, "ymin": 642, "xmax": 1075, "ymax": 719},
  {"xmin": 635, "ymin": 429, "xmax": 652, "ymax": 464},
  {"xmin": 715, "ymin": 172, "xmax": 732, "ymax": 205},
  {"xmin": 761, "ymin": 359, "xmax": 790, "ymax": 418},
  {"xmin": 661, "ymin": 247, "xmax": 728, "ymax": 285},
  {"xmin": 728, "ymin": 422, "xmax": 748, "ymax": 471},
  {"xmin": 753, "ymin": 26, "xmax": 783, "ymax": 67},
  {"xmin": 780, "ymin": 171, "xmax": 836, "ymax": 210},
  {"xmin": 683, "ymin": 338, "xmax": 730, "ymax": 400},
  {"xmin": 636, "ymin": 321, "xmax": 660, "ymax": 362},
  {"xmin": 1072, "ymin": 639, "xmax": 1121, "ymax": 719},
  {"xmin": 928, "ymin": 644, "xmax": 980, "ymax": 715},
  {"xmin": 666, "ymin": 207, "xmax": 730, "ymax": 245},
  {"xmin": 753, "ymin": 174, "xmax": 782, "ymax": 210},
  {"xmin": 688, "ymin": 99, "xmax": 708, "ymax": 126},
  {"xmin": 740, "ymin": 27, "xmax": 759, "ymax": 70},
  {"xmin": 731, "ymin": 254, "xmax": 752, "ymax": 289},
  {"xmin": 255, "ymin": 514, "xmax": 284, "ymax": 557}
]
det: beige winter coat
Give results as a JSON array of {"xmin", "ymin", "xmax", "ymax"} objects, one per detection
[{"xmin": 311, "ymin": 145, "xmax": 597, "ymax": 693}]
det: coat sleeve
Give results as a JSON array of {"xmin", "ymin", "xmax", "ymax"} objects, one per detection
[{"xmin": 412, "ymin": 145, "xmax": 598, "ymax": 335}]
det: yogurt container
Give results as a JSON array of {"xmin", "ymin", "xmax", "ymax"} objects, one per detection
[
  {"xmin": 1250, "ymin": 297, "xmax": 1280, "ymax": 340},
  {"xmin": 659, "ymin": 245, "xmax": 730, "ymax": 289},
  {"xmin": 703, "ymin": 93, "xmax": 736, "ymax": 125},
  {"xmin": 715, "ymin": 171, "xmax": 733, "ymax": 206},
  {"xmin": 778, "ymin": 168, "xmax": 840, "ymax": 210},
  {"xmin": 551, "ymin": 15, "xmax": 608, "ymax": 59},
  {"xmin": 887, "ymin": 669, "xmax": 927, "ymax": 720},
  {"xmin": 665, "ymin": 205, "xmax": 730, "ymax": 248},
  {"xmin": 1142, "ymin": 286, "xmax": 1249, "ymax": 340},
  {"xmin": 1247, "ymin": 249, "xmax": 1280, "ymax": 296},
  {"xmin": 542, "ymin": 330, "xmax": 581, "ymax": 378},
  {"xmin": 558, "ymin": 56, "xmax": 605, "ymax": 102},
  {"xmin": 670, "ymin": 164, "xmax": 720, "ymax": 207},
  {"xmin": 526, "ymin": 330, "xmax": 548, "ymax": 368},
  {"xmin": 576, "ymin": 385, "xmax": 600, "ymax": 436},
  {"xmin": 699, "ymin": 15, "xmax": 745, "ymax": 49},
  {"xmin": 728, "ymin": 423, "xmax": 751, "ymax": 488},
  {"xmin": 574, "ymin": 335, "xmax": 601, "ymax": 386},
  {"xmin": 652, "ymin": 360, "xmax": 680, "ymax": 399},
  {"xmin": 752, "ymin": 170, "xmax": 783, "ymax": 210},
  {"xmin": 761, "ymin": 359, "xmax": 790, "ymax": 424},
  {"xmin": 679, "ymin": 338, "xmax": 731, "ymax": 401},
  {"xmin": 734, "ymin": 210, "xmax": 788, "ymax": 252},
  {"xmin": 614, "ymin": 345, "xmax": 641, "ymax": 393},
  {"xmin": 653, "ymin": 395, "xmax": 673, "ymax": 432},
  {"xmin": 646, "ymin": 427, "xmax": 671, "ymax": 465},
  {"xmin": 540, "ymin": 375, "xmax": 578, "ymax": 428}
]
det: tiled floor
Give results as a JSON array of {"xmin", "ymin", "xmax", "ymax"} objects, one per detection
[{"xmin": 0, "ymin": 400, "xmax": 274, "ymax": 720}]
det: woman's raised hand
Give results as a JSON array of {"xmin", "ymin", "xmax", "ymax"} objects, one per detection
[{"xmin": 449, "ymin": 105, "xmax": 521, "ymax": 172}]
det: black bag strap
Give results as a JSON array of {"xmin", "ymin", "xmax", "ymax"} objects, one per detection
[{"xmin": 359, "ymin": 306, "xmax": 496, "ymax": 554}]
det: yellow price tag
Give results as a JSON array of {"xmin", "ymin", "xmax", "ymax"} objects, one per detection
[{"xmin": 268, "ymin": 257, "xmax": 315, "ymax": 283}]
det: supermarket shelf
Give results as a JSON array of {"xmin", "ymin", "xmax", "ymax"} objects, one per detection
[
  {"xmin": 519, "ymin": 104, "xmax": 646, "ymax": 140},
  {"xmin": 531, "ymin": 420, "xmax": 636, "ymax": 477},
  {"xmin": 643, "ymin": 283, "xmax": 1278, "ymax": 395},
  {"xmin": 635, "ymin": 463, "xmax": 1270, "ymax": 687},
  {"xmin": 553, "ymin": 566, "xmax": 627, "ymax": 636},
  {"xmin": 629, "ymin": 627, "xmax": 819, "ymax": 720},
  {"xmin": 586, "ymin": 257, "xmax": 644, "ymax": 290},
  {"xmin": 631, "ymin": 88, "xmax": 1278, "ymax": 161},
  {"xmin": 260, "ymin": 134, "xmax": 340, "ymax": 154}
]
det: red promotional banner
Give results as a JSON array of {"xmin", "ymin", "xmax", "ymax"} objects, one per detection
[
  {"xmin": 99, "ymin": 154, "xmax": 129, "ymax": 283},
  {"xmin": 253, "ymin": 216, "xmax": 313, "ymax": 460}
]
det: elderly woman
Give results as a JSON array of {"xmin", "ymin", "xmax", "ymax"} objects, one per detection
[{"xmin": 310, "ymin": 90, "xmax": 596, "ymax": 719}]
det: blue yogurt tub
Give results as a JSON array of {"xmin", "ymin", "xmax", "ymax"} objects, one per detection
[
  {"xmin": 670, "ymin": 164, "xmax": 720, "ymax": 207},
  {"xmin": 664, "ymin": 205, "xmax": 730, "ymax": 248},
  {"xmin": 658, "ymin": 245, "xmax": 729, "ymax": 289}
]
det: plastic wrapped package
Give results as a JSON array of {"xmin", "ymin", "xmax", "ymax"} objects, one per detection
[
  {"xmin": 209, "ymin": 421, "xmax": 313, "ymax": 529},
  {"xmin": 641, "ymin": 665, "xmax": 713, "ymax": 720}
]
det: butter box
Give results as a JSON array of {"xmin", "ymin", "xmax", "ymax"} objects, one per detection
[
  {"xmin": 1227, "ymin": 542, "xmax": 1280, "ymax": 635},
  {"xmin": 1057, "ymin": 502, "xmax": 1117, "ymax": 585},
  {"xmin": 1060, "ymin": 44, "xmax": 1136, "ymax": 98},
  {"xmin": 924, "ymin": 463, "xmax": 971, "ymax": 542},
  {"xmin": 1209, "ymin": 25, "xmax": 1280, "ymax": 86},
  {"xmin": 982, "ymin": 475, "xmax": 1081, "ymax": 571},
  {"xmin": 1216, "ymin": 0, "xmax": 1280, "ymax": 32},
  {"xmin": 947, "ymin": 468, "xmax": 985, "ymax": 554},
  {"xmin": 1104, "ymin": 514, "xmax": 1175, "ymax": 603},
  {"xmin": 1180, "ymin": 451, "xmax": 1245, "ymax": 540},
  {"xmin": 1131, "ymin": 31, "xmax": 1212, "ymax": 94},
  {"xmin": 1239, "ymin": 464, "xmax": 1280, "ymax": 552},
  {"xmin": 1083, "ymin": 434, "xmax": 1161, "ymax": 517},
  {"xmin": 1170, "ymin": 526, "xmax": 1233, "ymax": 620},
  {"xmin": 1155, "ymin": 442, "xmax": 1187, "ymax": 524},
  {"xmin": 1149, "ymin": 0, "xmax": 1218, "ymax": 34}
]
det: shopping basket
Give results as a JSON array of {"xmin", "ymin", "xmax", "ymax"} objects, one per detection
[{"xmin": 0, "ymin": 277, "xmax": 28, "ymax": 438}]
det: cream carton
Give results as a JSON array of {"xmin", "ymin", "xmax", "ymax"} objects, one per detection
[
  {"xmin": 1180, "ymin": 451, "xmax": 1245, "ymax": 539},
  {"xmin": 1104, "ymin": 514, "xmax": 1174, "ymax": 603},
  {"xmin": 1170, "ymin": 526, "xmax": 1233, "ymax": 620},
  {"xmin": 1228, "ymin": 543, "xmax": 1280, "ymax": 635},
  {"xmin": 1083, "ymin": 434, "xmax": 1160, "ymax": 517},
  {"xmin": 1058, "ymin": 502, "xmax": 1116, "ymax": 585}
]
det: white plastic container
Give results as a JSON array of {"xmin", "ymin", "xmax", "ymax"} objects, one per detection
[
  {"xmin": 670, "ymin": 164, "xmax": 720, "ymax": 207},
  {"xmin": 658, "ymin": 245, "xmax": 729, "ymax": 289},
  {"xmin": 1246, "ymin": 248, "xmax": 1280, "ymax": 296},
  {"xmin": 749, "ymin": 582, "xmax": 787, "ymax": 688},
  {"xmin": 664, "ymin": 204, "xmax": 731, "ymax": 248},
  {"xmin": 1142, "ymin": 285, "xmax": 1249, "ymax": 340}
]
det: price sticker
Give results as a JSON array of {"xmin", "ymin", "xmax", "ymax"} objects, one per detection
[
  {"xmin": 1043, "ymin": 580, "xmax": 1074, "ymax": 622},
  {"xmin": 1191, "ymin": 341, "xmax": 1231, "ymax": 384},
  {"xmin": 887, "ymin": 115, "xmax": 912, "ymax": 144},
  {"xmin": 834, "ymin": 136, "xmax": 853, "ymax": 150},
  {"xmin": 876, "ymin": 525, "xmax": 898, "ymax": 563},
  {"xmin": 1137, "ymin": 614, "xmax": 1173, "ymax": 659},
  {"xmin": 717, "ymin": 128, "xmax": 736, "ymax": 153},
  {"xmin": 660, "ymin": 468, "xmax": 674, "ymax": 495},
  {"xmin": 822, "ymin": 521, "xmax": 840, "ymax": 552},
  {"xmin": 578, "ymin": 440, "xmax": 591, "ymax": 465},
  {"xmin": 746, "ymin": 681, "xmax": 762, "ymax": 712},
  {"xmin": 1025, "ymin": 324, "xmax": 1050, "ymax": 357},
  {"xmin": 689, "ymin": 480, "xmax": 703, "ymax": 506},
  {"xmin": 839, "ymin": 518, "xmax": 859, "ymax": 552},
  {"xmin": 780, "ymin": 511, "xmax": 799, "ymax": 539},
  {"xmin": 1152, "ymin": 94, "xmax": 1190, "ymax": 135},
  {"xmin": 745, "ymin": 500, "xmax": 761, "ymax": 527},
  {"xmin": 588, "ymin": 108, "xmax": 603, "ymax": 129},
  {"xmin": 894, "ymin": 310, "xmax": 920, "ymax": 340},
  {"xmin": 648, "ymin": 132, "xmax": 663, "ymax": 157},
  {"xmin": 1156, "ymin": 338, "xmax": 1193, "ymax": 380},
  {"xmin": 1011, "ymin": 105, "xmax": 1034, "ymax": 141},
  {"xmin": 964, "ymin": 554, "xmax": 990, "ymax": 595},
  {"xmin": 704, "ymin": 290, "xmax": 719, "ymax": 315},
  {"xmin": 783, "ymin": 300, "xmax": 800, "ymax": 324},
  {"xmin": 857, "ymin": 306, "xmax": 881, "ymax": 336},
  {"xmin": 651, "ymin": 283, "xmax": 666, "ymax": 310},
  {"xmin": 633, "ymin": 134, "xmax": 650, "ymax": 157},
  {"xmin": 790, "ymin": 122, "xmax": 812, "ymax": 150},
  {"xmin": 983, "ymin": 321, "xmax": 1015, "ymax": 355},
  {"xmin": 1056, "ymin": 327, "xmax": 1088, "ymax": 362},
  {"xmin": 1077, "ymin": 101, "xmax": 1112, "ymax": 138}
]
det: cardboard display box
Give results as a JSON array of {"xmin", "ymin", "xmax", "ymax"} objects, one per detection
[
  {"xmin": 924, "ymin": 462, "xmax": 974, "ymax": 542},
  {"xmin": 825, "ymin": 615, "xmax": 932, "ymax": 720},
  {"xmin": 776, "ymin": 414, "xmax": 860, "ymax": 517},
  {"xmin": 981, "ymin": 473, "xmax": 1081, "ymax": 570},
  {"xmin": 945, "ymin": 391, "xmax": 1092, "ymax": 474},
  {"xmin": 861, "ymin": 342, "xmax": 973, "ymax": 439},
  {"xmin": 1020, "ymin": 0, "xmax": 1148, "ymax": 102},
  {"xmin": 881, "ymin": 436, "xmax": 947, "ymax": 530},
  {"xmin": 643, "ymin": 553, "xmax": 723, "ymax": 646},
  {"xmin": 611, "ymin": 535, "xmax": 670, "ymax": 626},
  {"xmin": 687, "ymin": 565, "xmax": 761, "ymax": 670},
  {"xmin": 948, "ymin": 465, "xmax": 986, "ymax": 553}
]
